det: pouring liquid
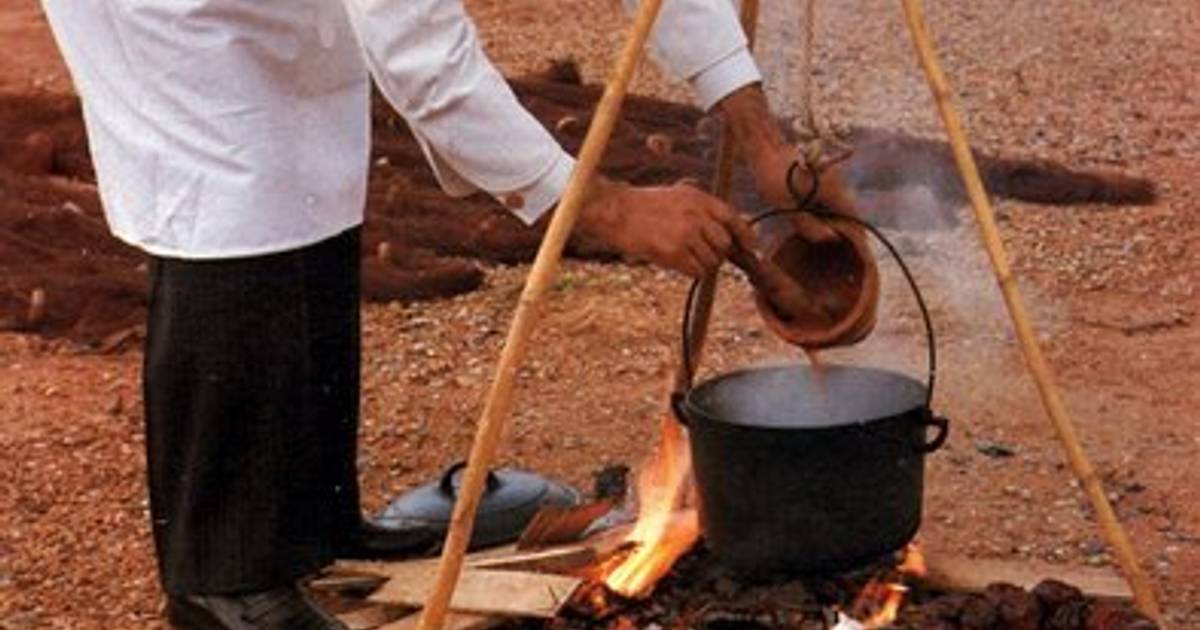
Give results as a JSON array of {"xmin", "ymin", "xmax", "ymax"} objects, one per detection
[{"xmin": 803, "ymin": 348, "xmax": 831, "ymax": 408}]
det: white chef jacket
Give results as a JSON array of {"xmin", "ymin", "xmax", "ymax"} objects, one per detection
[{"xmin": 40, "ymin": 0, "xmax": 761, "ymax": 259}]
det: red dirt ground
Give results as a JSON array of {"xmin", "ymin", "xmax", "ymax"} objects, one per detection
[{"xmin": 1, "ymin": 1, "xmax": 1197, "ymax": 629}]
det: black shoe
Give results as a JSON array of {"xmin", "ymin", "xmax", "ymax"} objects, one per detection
[
  {"xmin": 167, "ymin": 586, "xmax": 346, "ymax": 630},
  {"xmin": 334, "ymin": 518, "xmax": 439, "ymax": 559}
]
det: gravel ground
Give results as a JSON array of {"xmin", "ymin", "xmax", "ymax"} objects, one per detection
[{"xmin": 2, "ymin": 1, "xmax": 1198, "ymax": 628}]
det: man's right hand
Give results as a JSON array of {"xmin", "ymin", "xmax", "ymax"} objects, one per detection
[{"xmin": 574, "ymin": 177, "xmax": 756, "ymax": 278}]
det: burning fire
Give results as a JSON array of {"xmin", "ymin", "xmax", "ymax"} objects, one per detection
[
  {"xmin": 591, "ymin": 406, "xmax": 928, "ymax": 624},
  {"xmin": 602, "ymin": 415, "xmax": 700, "ymax": 598},
  {"xmin": 836, "ymin": 544, "xmax": 927, "ymax": 630}
]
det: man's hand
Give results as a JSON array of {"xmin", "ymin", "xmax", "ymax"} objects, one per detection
[
  {"xmin": 716, "ymin": 85, "xmax": 858, "ymax": 242},
  {"xmin": 574, "ymin": 177, "xmax": 756, "ymax": 278}
]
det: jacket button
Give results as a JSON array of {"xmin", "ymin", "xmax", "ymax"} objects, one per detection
[{"xmin": 502, "ymin": 193, "xmax": 525, "ymax": 210}]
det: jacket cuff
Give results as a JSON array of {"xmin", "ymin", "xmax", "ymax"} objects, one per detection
[
  {"xmin": 497, "ymin": 150, "xmax": 576, "ymax": 225},
  {"xmin": 691, "ymin": 47, "xmax": 762, "ymax": 111}
]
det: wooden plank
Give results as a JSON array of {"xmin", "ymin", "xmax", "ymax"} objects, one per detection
[
  {"xmin": 336, "ymin": 603, "xmax": 408, "ymax": 630},
  {"xmin": 378, "ymin": 611, "xmax": 499, "ymax": 630},
  {"xmin": 333, "ymin": 544, "xmax": 519, "ymax": 579},
  {"xmin": 463, "ymin": 545, "xmax": 596, "ymax": 574},
  {"xmin": 517, "ymin": 501, "xmax": 612, "ymax": 549},
  {"xmin": 309, "ymin": 573, "xmax": 388, "ymax": 593},
  {"xmin": 921, "ymin": 553, "xmax": 1133, "ymax": 602},
  {"xmin": 333, "ymin": 541, "xmax": 600, "ymax": 580},
  {"xmin": 368, "ymin": 569, "xmax": 582, "ymax": 618}
]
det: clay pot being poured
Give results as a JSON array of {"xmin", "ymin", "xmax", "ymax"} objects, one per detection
[{"xmin": 754, "ymin": 217, "xmax": 880, "ymax": 350}]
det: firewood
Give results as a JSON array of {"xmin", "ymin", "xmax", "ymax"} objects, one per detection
[
  {"xmin": 333, "ymin": 541, "xmax": 599, "ymax": 580},
  {"xmin": 309, "ymin": 573, "xmax": 388, "ymax": 594},
  {"xmin": 369, "ymin": 568, "xmax": 581, "ymax": 619},
  {"xmin": 919, "ymin": 553, "xmax": 1132, "ymax": 602},
  {"xmin": 379, "ymin": 612, "xmax": 498, "ymax": 630},
  {"xmin": 468, "ymin": 546, "xmax": 597, "ymax": 574},
  {"xmin": 336, "ymin": 603, "xmax": 408, "ymax": 630},
  {"xmin": 516, "ymin": 500, "xmax": 612, "ymax": 549}
]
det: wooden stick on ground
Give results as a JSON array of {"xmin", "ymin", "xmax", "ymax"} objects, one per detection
[
  {"xmin": 415, "ymin": 2, "xmax": 667, "ymax": 629},
  {"xmin": 920, "ymin": 552, "xmax": 1133, "ymax": 603},
  {"xmin": 897, "ymin": 0, "xmax": 1164, "ymax": 623}
]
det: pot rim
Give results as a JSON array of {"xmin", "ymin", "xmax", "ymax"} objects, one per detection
[{"xmin": 679, "ymin": 363, "xmax": 930, "ymax": 434}]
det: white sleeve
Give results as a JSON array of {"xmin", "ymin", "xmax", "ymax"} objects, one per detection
[
  {"xmin": 624, "ymin": 0, "xmax": 763, "ymax": 110},
  {"xmin": 340, "ymin": 0, "xmax": 574, "ymax": 224}
]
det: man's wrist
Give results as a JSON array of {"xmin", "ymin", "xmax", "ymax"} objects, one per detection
[
  {"xmin": 572, "ymin": 174, "xmax": 627, "ymax": 241},
  {"xmin": 715, "ymin": 84, "xmax": 789, "ymax": 161}
]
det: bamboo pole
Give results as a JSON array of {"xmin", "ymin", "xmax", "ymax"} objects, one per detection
[
  {"xmin": 898, "ymin": 0, "xmax": 1164, "ymax": 623},
  {"xmin": 415, "ymin": 2, "xmax": 666, "ymax": 629},
  {"xmin": 673, "ymin": 0, "xmax": 760, "ymax": 393}
]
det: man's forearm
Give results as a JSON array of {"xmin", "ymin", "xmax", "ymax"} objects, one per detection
[
  {"xmin": 716, "ymin": 84, "xmax": 788, "ymax": 164},
  {"xmin": 714, "ymin": 84, "xmax": 820, "ymax": 205}
]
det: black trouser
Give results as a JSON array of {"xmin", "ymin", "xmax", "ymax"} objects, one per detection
[{"xmin": 144, "ymin": 228, "xmax": 362, "ymax": 595}]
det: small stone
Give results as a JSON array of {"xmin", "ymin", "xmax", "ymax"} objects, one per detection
[{"xmin": 975, "ymin": 440, "xmax": 1017, "ymax": 458}]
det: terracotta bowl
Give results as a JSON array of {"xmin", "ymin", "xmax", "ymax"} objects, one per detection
[{"xmin": 754, "ymin": 217, "xmax": 880, "ymax": 349}]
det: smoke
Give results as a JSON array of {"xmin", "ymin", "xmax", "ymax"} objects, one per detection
[{"xmin": 740, "ymin": 0, "xmax": 1067, "ymax": 392}]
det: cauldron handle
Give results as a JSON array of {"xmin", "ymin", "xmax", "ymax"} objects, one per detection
[
  {"xmin": 918, "ymin": 412, "xmax": 951, "ymax": 454},
  {"xmin": 678, "ymin": 161, "xmax": 939, "ymax": 408}
]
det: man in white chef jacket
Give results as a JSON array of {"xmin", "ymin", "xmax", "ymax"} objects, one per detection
[{"xmin": 41, "ymin": 1, "xmax": 853, "ymax": 628}]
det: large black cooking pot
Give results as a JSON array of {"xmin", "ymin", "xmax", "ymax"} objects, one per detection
[{"xmin": 672, "ymin": 204, "xmax": 949, "ymax": 576}]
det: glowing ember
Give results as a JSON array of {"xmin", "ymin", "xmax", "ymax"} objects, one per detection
[{"xmin": 602, "ymin": 415, "xmax": 700, "ymax": 598}]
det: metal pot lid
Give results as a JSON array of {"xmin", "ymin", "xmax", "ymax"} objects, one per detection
[{"xmin": 377, "ymin": 461, "xmax": 581, "ymax": 549}]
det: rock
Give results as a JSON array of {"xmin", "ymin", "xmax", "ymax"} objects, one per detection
[
  {"xmin": 974, "ymin": 439, "xmax": 1017, "ymax": 458},
  {"xmin": 983, "ymin": 582, "xmax": 1042, "ymax": 630},
  {"xmin": 1033, "ymin": 579, "xmax": 1085, "ymax": 611},
  {"xmin": 1046, "ymin": 599, "xmax": 1091, "ymax": 630},
  {"xmin": 960, "ymin": 593, "xmax": 1001, "ymax": 630},
  {"xmin": 922, "ymin": 592, "xmax": 974, "ymax": 623}
]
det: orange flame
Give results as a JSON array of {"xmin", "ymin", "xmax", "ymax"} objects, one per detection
[
  {"xmin": 602, "ymin": 415, "xmax": 700, "ymax": 598},
  {"xmin": 898, "ymin": 542, "xmax": 926, "ymax": 577},
  {"xmin": 855, "ymin": 583, "xmax": 908, "ymax": 629},
  {"xmin": 842, "ymin": 544, "xmax": 926, "ymax": 629}
]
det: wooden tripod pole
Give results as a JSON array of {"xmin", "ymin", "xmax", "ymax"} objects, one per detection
[
  {"xmin": 898, "ymin": 0, "xmax": 1164, "ymax": 622},
  {"xmin": 673, "ymin": 0, "xmax": 760, "ymax": 391},
  {"xmin": 415, "ymin": 2, "xmax": 665, "ymax": 629}
]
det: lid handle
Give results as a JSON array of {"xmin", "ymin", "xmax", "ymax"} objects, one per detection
[{"xmin": 439, "ymin": 460, "xmax": 502, "ymax": 497}]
